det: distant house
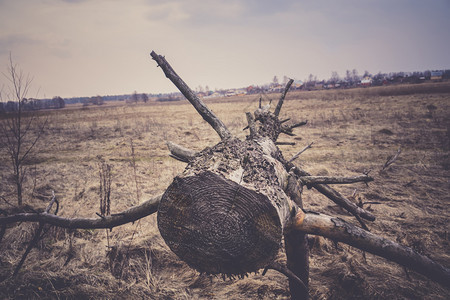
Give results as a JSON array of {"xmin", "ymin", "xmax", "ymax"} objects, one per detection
[
  {"xmin": 292, "ymin": 80, "xmax": 303, "ymax": 89},
  {"xmin": 225, "ymin": 89, "xmax": 238, "ymax": 97},
  {"xmin": 431, "ymin": 71, "xmax": 443, "ymax": 81},
  {"xmin": 361, "ymin": 76, "xmax": 372, "ymax": 87}
]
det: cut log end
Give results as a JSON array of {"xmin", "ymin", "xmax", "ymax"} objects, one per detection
[{"xmin": 157, "ymin": 171, "xmax": 282, "ymax": 275}]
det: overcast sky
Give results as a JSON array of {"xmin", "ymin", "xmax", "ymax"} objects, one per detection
[{"xmin": 1, "ymin": 0, "xmax": 449, "ymax": 98}]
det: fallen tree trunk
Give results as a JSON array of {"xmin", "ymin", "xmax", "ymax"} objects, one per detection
[{"xmin": 158, "ymin": 137, "xmax": 294, "ymax": 276}]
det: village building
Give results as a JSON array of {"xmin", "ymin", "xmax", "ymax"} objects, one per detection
[{"xmin": 430, "ymin": 71, "xmax": 443, "ymax": 81}]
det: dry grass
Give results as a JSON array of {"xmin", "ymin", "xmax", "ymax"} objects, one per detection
[{"xmin": 0, "ymin": 82, "xmax": 449, "ymax": 299}]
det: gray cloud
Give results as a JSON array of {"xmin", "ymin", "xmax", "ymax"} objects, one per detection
[
  {"xmin": 0, "ymin": 35, "xmax": 41, "ymax": 55},
  {"xmin": 0, "ymin": 0, "xmax": 448, "ymax": 97}
]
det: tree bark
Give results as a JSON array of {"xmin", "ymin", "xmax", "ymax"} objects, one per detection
[{"xmin": 158, "ymin": 136, "xmax": 294, "ymax": 276}]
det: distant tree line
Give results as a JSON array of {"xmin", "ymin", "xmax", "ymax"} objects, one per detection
[
  {"xmin": 0, "ymin": 96, "xmax": 65, "ymax": 113},
  {"xmin": 83, "ymin": 95, "xmax": 104, "ymax": 106},
  {"xmin": 127, "ymin": 91, "xmax": 149, "ymax": 104},
  {"xmin": 3, "ymin": 68, "xmax": 447, "ymax": 112},
  {"xmin": 303, "ymin": 69, "xmax": 450, "ymax": 90}
]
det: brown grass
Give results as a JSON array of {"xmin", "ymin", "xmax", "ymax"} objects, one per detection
[{"xmin": 0, "ymin": 82, "xmax": 449, "ymax": 299}]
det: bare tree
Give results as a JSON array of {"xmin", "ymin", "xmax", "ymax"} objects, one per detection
[
  {"xmin": 141, "ymin": 93, "xmax": 149, "ymax": 103},
  {"xmin": 330, "ymin": 71, "xmax": 340, "ymax": 84},
  {"xmin": 0, "ymin": 54, "xmax": 46, "ymax": 206},
  {"xmin": 345, "ymin": 69, "xmax": 353, "ymax": 85},
  {"xmin": 352, "ymin": 69, "xmax": 359, "ymax": 83},
  {"xmin": 272, "ymin": 75, "xmax": 279, "ymax": 86},
  {"xmin": 130, "ymin": 91, "xmax": 139, "ymax": 104},
  {"xmin": 306, "ymin": 74, "xmax": 316, "ymax": 89}
]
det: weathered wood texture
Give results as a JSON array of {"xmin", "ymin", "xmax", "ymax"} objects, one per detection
[
  {"xmin": 158, "ymin": 171, "xmax": 282, "ymax": 275},
  {"xmin": 158, "ymin": 137, "xmax": 294, "ymax": 275}
]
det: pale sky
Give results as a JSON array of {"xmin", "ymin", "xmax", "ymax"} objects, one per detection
[{"xmin": 0, "ymin": 0, "xmax": 449, "ymax": 98}]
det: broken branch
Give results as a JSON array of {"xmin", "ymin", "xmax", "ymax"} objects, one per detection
[
  {"xmin": 166, "ymin": 141, "xmax": 197, "ymax": 163},
  {"xmin": 300, "ymin": 175, "xmax": 374, "ymax": 186},
  {"xmin": 287, "ymin": 164, "xmax": 376, "ymax": 221},
  {"xmin": 150, "ymin": 51, "xmax": 231, "ymax": 140},
  {"xmin": 0, "ymin": 194, "xmax": 162, "ymax": 228},
  {"xmin": 292, "ymin": 210, "xmax": 450, "ymax": 288},
  {"xmin": 274, "ymin": 79, "xmax": 294, "ymax": 117}
]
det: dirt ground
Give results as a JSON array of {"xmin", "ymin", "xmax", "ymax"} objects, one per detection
[{"xmin": 0, "ymin": 82, "xmax": 449, "ymax": 299}]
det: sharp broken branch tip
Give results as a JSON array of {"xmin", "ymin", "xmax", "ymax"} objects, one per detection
[{"xmin": 96, "ymin": 212, "xmax": 106, "ymax": 220}]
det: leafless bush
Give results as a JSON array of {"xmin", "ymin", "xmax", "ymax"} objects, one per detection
[{"xmin": 0, "ymin": 54, "xmax": 46, "ymax": 206}]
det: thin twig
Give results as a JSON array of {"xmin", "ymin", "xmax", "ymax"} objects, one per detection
[
  {"xmin": 45, "ymin": 191, "xmax": 58, "ymax": 214},
  {"xmin": 382, "ymin": 147, "xmax": 402, "ymax": 171},
  {"xmin": 288, "ymin": 142, "xmax": 314, "ymax": 163}
]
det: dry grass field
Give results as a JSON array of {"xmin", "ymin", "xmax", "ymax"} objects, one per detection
[{"xmin": 0, "ymin": 82, "xmax": 449, "ymax": 299}]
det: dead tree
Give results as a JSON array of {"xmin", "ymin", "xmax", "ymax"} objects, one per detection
[{"xmin": 0, "ymin": 52, "xmax": 449, "ymax": 299}]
